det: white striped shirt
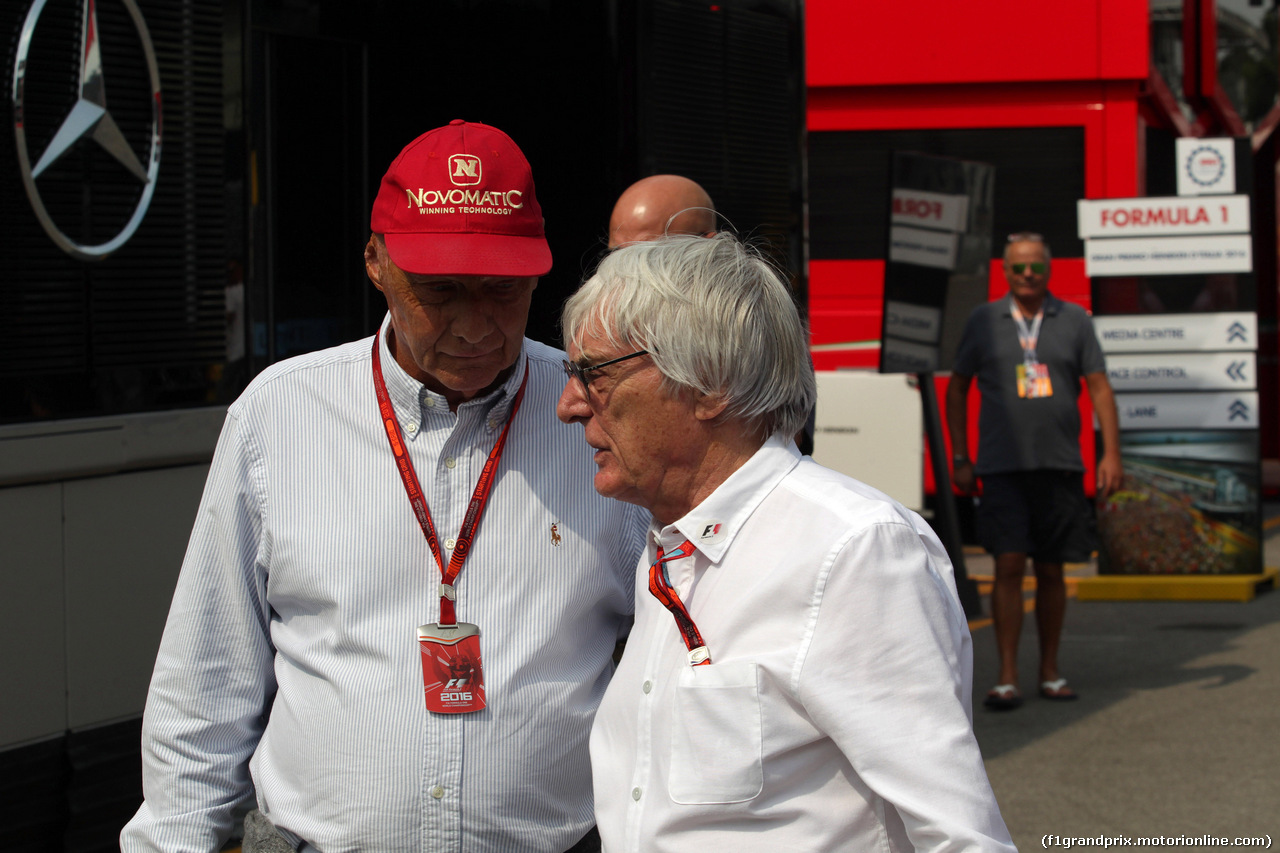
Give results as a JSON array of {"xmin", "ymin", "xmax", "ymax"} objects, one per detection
[{"xmin": 122, "ymin": 318, "xmax": 649, "ymax": 852}]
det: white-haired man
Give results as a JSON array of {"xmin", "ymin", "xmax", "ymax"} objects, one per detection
[{"xmin": 557, "ymin": 233, "xmax": 1014, "ymax": 852}]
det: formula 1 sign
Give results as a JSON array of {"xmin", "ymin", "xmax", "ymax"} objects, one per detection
[
  {"xmin": 1077, "ymin": 195, "xmax": 1250, "ymax": 238},
  {"xmin": 890, "ymin": 188, "xmax": 970, "ymax": 233},
  {"xmin": 879, "ymin": 151, "xmax": 994, "ymax": 375},
  {"xmin": 1086, "ymin": 138, "xmax": 1261, "ymax": 578},
  {"xmin": 1078, "ymin": 192, "xmax": 1251, "ymax": 277}
]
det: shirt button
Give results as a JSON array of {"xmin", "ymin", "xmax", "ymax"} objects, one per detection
[
  {"xmin": 424, "ymin": 398, "xmax": 437, "ymax": 408},
  {"xmin": 642, "ymin": 680, "xmax": 652, "ymax": 694},
  {"xmin": 632, "ymin": 787, "xmax": 642, "ymax": 801},
  {"xmin": 487, "ymin": 419, "xmax": 498, "ymax": 430},
  {"xmin": 431, "ymin": 785, "xmax": 445, "ymax": 799},
  {"xmin": 445, "ymin": 538, "xmax": 457, "ymax": 551},
  {"xmin": 445, "ymin": 456, "xmax": 457, "ymax": 469},
  {"xmin": 405, "ymin": 422, "xmax": 418, "ymax": 435}
]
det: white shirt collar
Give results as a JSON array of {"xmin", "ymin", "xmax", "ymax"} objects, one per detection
[
  {"xmin": 376, "ymin": 313, "xmax": 527, "ymax": 428},
  {"xmin": 657, "ymin": 433, "xmax": 801, "ymax": 564}
]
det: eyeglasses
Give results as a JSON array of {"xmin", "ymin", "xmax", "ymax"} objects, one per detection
[
  {"xmin": 1009, "ymin": 262, "xmax": 1046, "ymax": 275},
  {"xmin": 562, "ymin": 350, "xmax": 650, "ymax": 392}
]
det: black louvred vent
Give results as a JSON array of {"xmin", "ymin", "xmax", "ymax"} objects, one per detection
[{"xmin": 2, "ymin": 0, "xmax": 228, "ymax": 422}]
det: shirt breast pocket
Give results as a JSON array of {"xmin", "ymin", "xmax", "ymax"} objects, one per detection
[{"xmin": 668, "ymin": 661, "xmax": 763, "ymax": 805}]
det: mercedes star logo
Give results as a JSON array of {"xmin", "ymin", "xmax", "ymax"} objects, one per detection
[{"xmin": 12, "ymin": 0, "xmax": 163, "ymax": 261}]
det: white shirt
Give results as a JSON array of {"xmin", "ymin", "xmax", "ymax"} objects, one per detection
[
  {"xmin": 122, "ymin": 317, "xmax": 649, "ymax": 853},
  {"xmin": 590, "ymin": 436, "xmax": 1014, "ymax": 852}
]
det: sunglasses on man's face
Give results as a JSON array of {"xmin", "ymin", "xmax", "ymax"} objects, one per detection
[{"xmin": 1010, "ymin": 262, "xmax": 1046, "ymax": 275}]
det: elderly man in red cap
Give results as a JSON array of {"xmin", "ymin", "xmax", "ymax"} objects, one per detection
[{"xmin": 123, "ymin": 121, "xmax": 647, "ymax": 853}]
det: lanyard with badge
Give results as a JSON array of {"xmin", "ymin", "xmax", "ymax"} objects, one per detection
[
  {"xmin": 371, "ymin": 330, "xmax": 528, "ymax": 714},
  {"xmin": 1011, "ymin": 298, "xmax": 1053, "ymax": 399},
  {"xmin": 648, "ymin": 540, "xmax": 712, "ymax": 666}
]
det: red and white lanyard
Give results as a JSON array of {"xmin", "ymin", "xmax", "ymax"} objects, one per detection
[
  {"xmin": 1010, "ymin": 298, "xmax": 1044, "ymax": 368},
  {"xmin": 371, "ymin": 331, "xmax": 528, "ymax": 626},
  {"xmin": 648, "ymin": 539, "xmax": 711, "ymax": 666}
]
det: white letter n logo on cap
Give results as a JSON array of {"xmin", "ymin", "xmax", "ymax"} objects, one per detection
[{"xmin": 449, "ymin": 154, "xmax": 482, "ymax": 186}]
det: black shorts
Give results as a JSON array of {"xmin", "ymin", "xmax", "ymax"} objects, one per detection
[{"xmin": 976, "ymin": 470, "xmax": 1097, "ymax": 562}]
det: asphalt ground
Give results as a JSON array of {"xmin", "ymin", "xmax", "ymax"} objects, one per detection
[{"xmin": 965, "ymin": 505, "xmax": 1280, "ymax": 852}]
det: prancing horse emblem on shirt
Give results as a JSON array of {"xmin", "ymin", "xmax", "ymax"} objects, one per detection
[
  {"xmin": 12, "ymin": 0, "xmax": 163, "ymax": 261},
  {"xmin": 550, "ymin": 522, "xmax": 562, "ymax": 546}
]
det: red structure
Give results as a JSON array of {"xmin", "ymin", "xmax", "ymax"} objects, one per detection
[{"xmin": 806, "ymin": 0, "xmax": 1280, "ymax": 495}]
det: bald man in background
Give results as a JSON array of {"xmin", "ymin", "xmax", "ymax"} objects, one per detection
[
  {"xmin": 605, "ymin": 173, "xmax": 815, "ymax": 457},
  {"xmin": 607, "ymin": 174, "xmax": 716, "ymax": 248}
]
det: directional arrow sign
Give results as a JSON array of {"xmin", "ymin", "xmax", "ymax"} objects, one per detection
[
  {"xmin": 1093, "ymin": 312, "xmax": 1256, "ymax": 353},
  {"xmin": 1114, "ymin": 392, "xmax": 1259, "ymax": 429},
  {"xmin": 1105, "ymin": 352, "xmax": 1255, "ymax": 391}
]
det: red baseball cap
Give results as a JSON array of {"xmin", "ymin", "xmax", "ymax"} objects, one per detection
[{"xmin": 370, "ymin": 120, "xmax": 552, "ymax": 277}]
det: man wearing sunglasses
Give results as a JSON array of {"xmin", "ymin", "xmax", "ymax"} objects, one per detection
[{"xmin": 946, "ymin": 232, "xmax": 1122, "ymax": 711}]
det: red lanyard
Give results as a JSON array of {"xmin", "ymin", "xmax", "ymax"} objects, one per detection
[
  {"xmin": 648, "ymin": 540, "xmax": 711, "ymax": 666},
  {"xmin": 372, "ymin": 331, "xmax": 528, "ymax": 626}
]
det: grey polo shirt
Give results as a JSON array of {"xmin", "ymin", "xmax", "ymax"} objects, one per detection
[{"xmin": 953, "ymin": 292, "xmax": 1106, "ymax": 475}]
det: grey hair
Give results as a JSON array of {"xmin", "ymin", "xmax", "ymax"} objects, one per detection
[
  {"xmin": 562, "ymin": 232, "xmax": 816, "ymax": 439},
  {"xmin": 1004, "ymin": 232, "xmax": 1053, "ymax": 263}
]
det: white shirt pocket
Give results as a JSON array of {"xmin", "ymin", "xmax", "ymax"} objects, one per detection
[{"xmin": 668, "ymin": 661, "xmax": 764, "ymax": 805}]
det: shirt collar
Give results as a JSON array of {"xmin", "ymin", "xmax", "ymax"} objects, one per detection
[
  {"xmin": 657, "ymin": 434, "xmax": 801, "ymax": 564},
  {"xmin": 376, "ymin": 313, "xmax": 526, "ymax": 426},
  {"xmin": 1005, "ymin": 291, "xmax": 1062, "ymax": 317}
]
